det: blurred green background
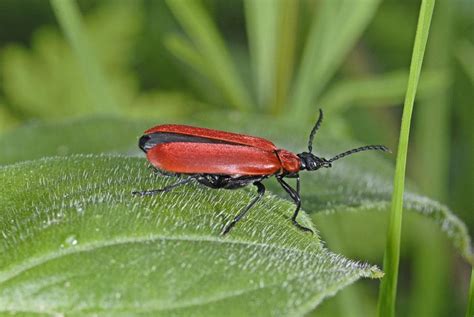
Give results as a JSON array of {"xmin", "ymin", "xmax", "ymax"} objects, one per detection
[{"xmin": 0, "ymin": 0, "xmax": 472, "ymax": 316}]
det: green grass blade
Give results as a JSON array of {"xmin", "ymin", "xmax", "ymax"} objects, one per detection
[
  {"xmin": 413, "ymin": 0, "xmax": 452, "ymax": 202},
  {"xmin": 377, "ymin": 1, "xmax": 436, "ymax": 317},
  {"xmin": 410, "ymin": 3, "xmax": 453, "ymax": 315},
  {"xmin": 166, "ymin": 0, "xmax": 253, "ymax": 111},
  {"xmin": 291, "ymin": 0, "xmax": 380, "ymax": 121},
  {"xmin": 244, "ymin": 0, "xmax": 278, "ymax": 110},
  {"xmin": 49, "ymin": 0, "xmax": 117, "ymax": 113},
  {"xmin": 468, "ymin": 268, "xmax": 474, "ymax": 317},
  {"xmin": 164, "ymin": 35, "xmax": 208, "ymax": 78},
  {"xmin": 272, "ymin": 0, "xmax": 298, "ymax": 115}
]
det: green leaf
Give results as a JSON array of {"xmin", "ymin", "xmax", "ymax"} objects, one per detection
[{"xmin": 0, "ymin": 155, "xmax": 381, "ymax": 315}]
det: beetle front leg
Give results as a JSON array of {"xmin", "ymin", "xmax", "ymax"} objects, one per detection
[
  {"xmin": 132, "ymin": 177, "xmax": 194, "ymax": 196},
  {"xmin": 276, "ymin": 175, "xmax": 313, "ymax": 234}
]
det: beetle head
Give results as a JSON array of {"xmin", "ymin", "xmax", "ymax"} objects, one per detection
[
  {"xmin": 298, "ymin": 152, "xmax": 332, "ymax": 171},
  {"xmin": 299, "ymin": 109, "xmax": 390, "ymax": 171}
]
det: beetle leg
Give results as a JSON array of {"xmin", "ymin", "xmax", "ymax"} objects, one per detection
[
  {"xmin": 276, "ymin": 176, "xmax": 313, "ymax": 234},
  {"xmin": 132, "ymin": 177, "xmax": 194, "ymax": 196},
  {"xmin": 222, "ymin": 182, "xmax": 265, "ymax": 235}
]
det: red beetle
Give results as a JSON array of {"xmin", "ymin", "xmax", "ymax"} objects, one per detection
[{"xmin": 133, "ymin": 110, "xmax": 389, "ymax": 234}]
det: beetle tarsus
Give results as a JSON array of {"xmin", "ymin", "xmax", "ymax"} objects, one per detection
[
  {"xmin": 221, "ymin": 221, "xmax": 236, "ymax": 235},
  {"xmin": 292, "ymin": 220, "xmax": 314, "ymax": 234},
  {"xmin": 132, "ymin": 189, "xmax": 165, "ymax": 196}
]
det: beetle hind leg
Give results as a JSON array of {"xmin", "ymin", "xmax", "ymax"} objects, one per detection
[
  {"xmin": 132, "ymin": 177, "xmax": 194, "ymax": 196},
  {"xmin": 222, "ymin": 182, "xmax": 265, "ymax": 235}
]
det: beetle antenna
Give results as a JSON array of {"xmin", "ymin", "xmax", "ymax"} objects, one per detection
[
  {"xmin": 328, "ymin": 145, "xmax": 390, "ymax": 163},
  {"xmin": 308, "ymin": 109, "xmax": 323, "ymax": 153}
]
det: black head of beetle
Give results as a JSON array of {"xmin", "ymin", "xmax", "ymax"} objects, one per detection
[
  {"xmin": 298, "ymin": 152, "xmax": 332, "ymax": 171},
  {"xmin": 297, "ymin": 109, "xmax": 389, "ymax": 172}
]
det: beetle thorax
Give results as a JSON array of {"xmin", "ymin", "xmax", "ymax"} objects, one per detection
[{"xmin": 276, "ymin": 149, "xmax": 301, "ymax": 173}]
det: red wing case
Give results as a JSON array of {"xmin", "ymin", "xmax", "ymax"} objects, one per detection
[
  {"xmin": 147, "ymin": 142, "xmax": 282, "ymax": 175},
  {"xmin": 144, "ymin": 124, "xmax": 277, "ymax": 151}
]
